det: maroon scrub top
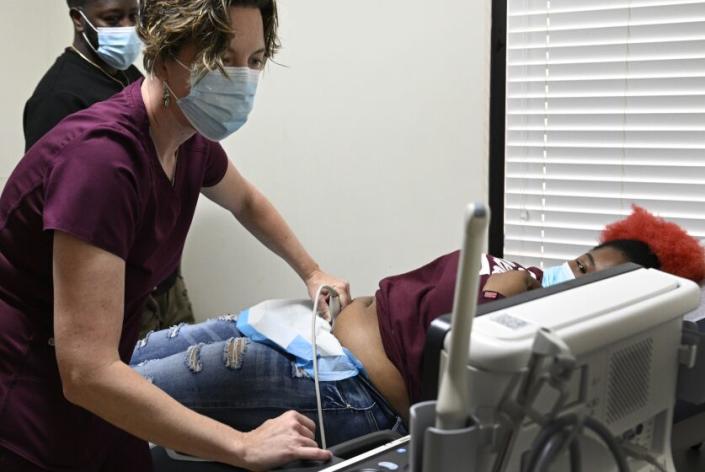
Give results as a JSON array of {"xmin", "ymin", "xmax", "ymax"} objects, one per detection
[
  {"xmin": 375, "ymin": 252, "xmax": 543, "ymax": 404},
  {"xmin": 0, "ymin": 79, "xmax": 228, "ymax": 470}
]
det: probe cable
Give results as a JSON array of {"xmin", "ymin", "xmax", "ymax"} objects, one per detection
[
  {"xmin": 523, "ymin": 414, "xmax": 630, "ymax": 472},
  {"xmin": 310, "ymin": 285, "xmax": 341, "ymax": 450}
]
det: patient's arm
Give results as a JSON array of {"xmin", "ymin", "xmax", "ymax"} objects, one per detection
[{"xmin": 482, "ymin": 270, "xmax": 541, "ymax": 298}]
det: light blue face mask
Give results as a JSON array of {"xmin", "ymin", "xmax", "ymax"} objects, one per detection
[
  {"xmin": 79, "ymin": 10, "xmax": 141, "ymax": 71},
  {"xmin": 171, "ymin": 59, "xmax": 260, "ymax": 142},
  {"xmin": 541, "ymin": 261, "xmax": 576, "ymax": 288}
]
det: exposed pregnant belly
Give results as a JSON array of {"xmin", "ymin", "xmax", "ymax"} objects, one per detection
[{"xmin": 332, "ymin": 297, "xmax": 410, "ymax": 420}]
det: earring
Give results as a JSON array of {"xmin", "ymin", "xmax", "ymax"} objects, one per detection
[{"xmin": 162, "ymin": 82, "xmax": 171, "ymax": 108}]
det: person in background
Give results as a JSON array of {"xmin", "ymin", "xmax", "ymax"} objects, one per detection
[
  {"xmin": 23, "ymin": 0, "xmax": 194, "ymax": 339},
  {"xmin": 24, "ymin": 0, "xmax": 142, "ymax": 150}
]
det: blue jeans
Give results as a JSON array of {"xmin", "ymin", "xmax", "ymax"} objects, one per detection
[{"xmin": 130, "ymin": 315, "xmax": 406, "ymax": 446}]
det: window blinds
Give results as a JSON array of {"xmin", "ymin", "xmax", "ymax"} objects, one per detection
[{"xmin": 503, "ymin": 0, "xmax": 705, "ymax": 268}]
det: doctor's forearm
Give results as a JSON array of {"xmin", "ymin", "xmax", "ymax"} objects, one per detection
[
  {"xmin": 62, "ymin": 360, "xmax": 246, "ymax": 467},
  {"xmin": 234, "ymin": 187, "xmax": 319, "ymax": 281}
]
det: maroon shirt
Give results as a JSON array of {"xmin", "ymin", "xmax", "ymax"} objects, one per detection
[
  {"xmin": 0, "ymin": 79, "xmax": 228, "ymax": 470},
  {"xmin": 375, "ymin": 251, "xmax": 542, "ymax": 403}
]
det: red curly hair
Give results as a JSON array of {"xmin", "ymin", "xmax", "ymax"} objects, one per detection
[{"xmin": 600, "ymin": 206, "xmax": 705, "ymax": 283}]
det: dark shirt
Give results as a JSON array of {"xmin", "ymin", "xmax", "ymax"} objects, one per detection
[
  {"xmin": 375, "ymin": 252, "xmax": 542, "ymax": 404},
  {"xmin": 0, "ymin": 80, "xmax": 228, "ymax": 470},
  {"xmin": 23, "ymin": 48, "xmax": 142, "ymax": 151}
]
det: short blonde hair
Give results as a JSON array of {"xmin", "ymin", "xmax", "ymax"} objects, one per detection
[{"xmin": 138, "ymin": 0, "xmax": 280, "ymax": 75}]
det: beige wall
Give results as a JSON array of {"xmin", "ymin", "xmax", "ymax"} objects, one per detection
[
  {"xmin": 0, "ymin": 0, "xmax": 491, "ymax": 320},
  {"xmin": 1, "ymin": 2, "xmax": 72, "ymax": 188}
]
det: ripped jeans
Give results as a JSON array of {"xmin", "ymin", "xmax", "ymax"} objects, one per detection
[{"xmin": 130, "ymin": 315, "xmax": 406, "ymax": 446}]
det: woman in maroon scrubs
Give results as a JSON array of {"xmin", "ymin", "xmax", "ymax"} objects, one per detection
[{"xmin": 0, "ymin": 1, "xmax": 347, "ymax": 470}]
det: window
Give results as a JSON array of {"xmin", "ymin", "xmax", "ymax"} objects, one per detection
[{"xmin": 502, "ymin": 0, "xmax": 705, "ymax": 267}]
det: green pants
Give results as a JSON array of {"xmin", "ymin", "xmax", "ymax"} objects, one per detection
[{"xmin": 138, "ymin": 273, "xmax": 195, "ymax": 339}]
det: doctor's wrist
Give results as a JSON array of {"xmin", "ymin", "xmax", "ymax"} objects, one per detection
[
  {"xmin": 222, "ymin": 428, "xmax": 249, "ymax": 468},
  {"xmin": 301, "ymin": 264, "xmax": 322, "ymax": 284}
]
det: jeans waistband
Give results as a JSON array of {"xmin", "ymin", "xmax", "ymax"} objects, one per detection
[{"xmin": 356, "ymin": 371, "xmax": 407, "ymax": 430}]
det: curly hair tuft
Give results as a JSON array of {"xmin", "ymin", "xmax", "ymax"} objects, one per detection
[{"xmin": 600, "ymin": 205, "xmax": 705, "ymax": 282}]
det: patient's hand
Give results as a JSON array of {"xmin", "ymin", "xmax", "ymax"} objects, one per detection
[{"xmin": 483, "ymin": 270, "xmax": 541, "ymax": 298}]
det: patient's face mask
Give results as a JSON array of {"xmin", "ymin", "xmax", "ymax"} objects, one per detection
[
  {"xmin": 169, "ymin": 59, "xmax": 260, "ymax": 142},
  {"xmin": 79, "ymin": 10, "xmax": 141, "ymax": 71},
  {"xmin": 541, "ymin": 262, "xmax": 576, "ymax": 288}
]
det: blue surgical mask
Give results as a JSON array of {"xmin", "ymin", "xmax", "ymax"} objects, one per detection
[
  {"xmin": 170, "ymin": 59, "xmax": 260, "ymax": 142},
  {"xmin": 541, "ymin": 262, "xmax": 576, "ymax": 288},
  {"xmin": 79, "ymin": 10, "xmax": 141, "ymax": 71}
]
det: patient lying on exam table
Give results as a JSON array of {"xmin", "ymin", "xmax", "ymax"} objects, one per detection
[{"xmin": 131, "ymin": 206, "xmax": 705, "ymax": 447}]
